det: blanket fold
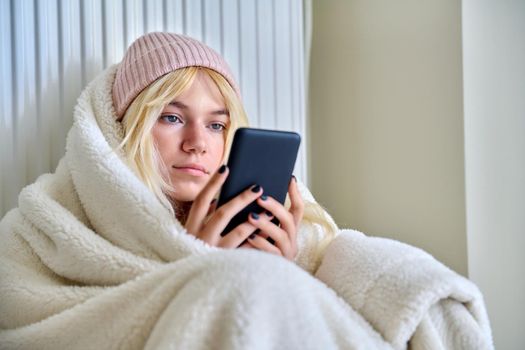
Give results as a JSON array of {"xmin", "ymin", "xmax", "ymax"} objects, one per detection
[
  {"xmin": 315, "ymin": 230, "xmax": 493, "ymax": 349},
  {"xmin": 0, "ymin": 64, "xmax": 492, "ymax": 349}
]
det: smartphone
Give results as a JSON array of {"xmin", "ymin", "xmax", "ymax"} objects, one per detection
[{"xmin": 217, "ymin": 127, "xmax": 301, "ymax": 237}]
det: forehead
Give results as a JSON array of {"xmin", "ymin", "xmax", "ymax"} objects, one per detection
[{"xmin": 173, "ymin": 71, "xmax": 225, "ymax": 107}]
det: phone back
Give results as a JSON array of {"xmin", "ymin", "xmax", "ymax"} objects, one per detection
[{"xmin": 217, "ymin": 128, "xmax": 301, "ymax": 236}]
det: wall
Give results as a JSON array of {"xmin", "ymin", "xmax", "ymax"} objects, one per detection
[
  {"xmin": 309, "ymin": 0, "xmax": 467, "ymax": 275},
  {"xmin": 463, "ymin": 0, "xmax": 525, "ymax": 348}
]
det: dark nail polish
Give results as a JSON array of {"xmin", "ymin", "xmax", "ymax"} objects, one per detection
[
  {"xmin": 260, "ymin": 194, "xmax": 267, "ymax": 201},
  {"xmin": 218, "ymin": 165, "xmax": 227, "ymax": 174},
  {"xmin": 249, "ymin": 233, "xmax": 256, "ymax": 239},
  {"xmin": 251, "ymin": 184, "xmax": 261, "ymax": 193},
  {"xmin": 265, "ymin": 211, "xmax": 273, "ymax": 217},
  {"xmin": 291, "ymin": 175, "xmax": 297, "ymax": 182},
  {"xmin": 250, "ymin": 212, "xmax": 259, "ymax": 220}
]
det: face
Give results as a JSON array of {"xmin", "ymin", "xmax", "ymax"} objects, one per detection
[{"xmin": 152, "ymin": 71, "xmax": 229, "ymax": 202}]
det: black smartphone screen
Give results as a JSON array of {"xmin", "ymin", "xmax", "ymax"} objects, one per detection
[{"xmin": 217, "ymin": 127, "xmax": 301, "ymax": 237}]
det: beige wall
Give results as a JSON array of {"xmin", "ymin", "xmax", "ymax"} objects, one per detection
[
  {"xmin": 463, "ymin": 0, "xmax": 525, "ymax": 348},
  {"xmin": 308, "ymin": 0, "xmax": 467, "ymax": 275}
]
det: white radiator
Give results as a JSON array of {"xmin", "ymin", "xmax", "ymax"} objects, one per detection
[{"xmin": 0, "ymin": 0, "xmax": 307, "ymax": 217}]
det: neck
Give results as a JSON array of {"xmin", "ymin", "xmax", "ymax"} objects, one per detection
[{"xmin": 173, "ymin": 200, "xmax": 192, "ymax": 225}]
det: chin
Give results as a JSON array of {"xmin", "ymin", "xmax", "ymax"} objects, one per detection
[
  {"xmin": 167, "ymin": 180, "xmax": 205, "ymax": 202},
  {"xmin": 168, "ymin": 187, "xmax": 200, "ymax": 203}
]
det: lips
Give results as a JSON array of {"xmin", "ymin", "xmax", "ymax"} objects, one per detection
[{"xmin": 172, "ymin": 164, "xmax": 209, "ymax": 175}]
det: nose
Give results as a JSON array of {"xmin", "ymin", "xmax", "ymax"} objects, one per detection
[{"xmin": 181, "ymin": 124, "xmax": 207, "ymax": 154}]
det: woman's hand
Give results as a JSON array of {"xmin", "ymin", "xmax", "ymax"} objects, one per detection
[
  {"xmin": 185, "ymin": 165, "xmax": 263, "ymax": 248},
  {"xmin": 239, "ymin": 176, "xmax": 304, "ymax": 261}
]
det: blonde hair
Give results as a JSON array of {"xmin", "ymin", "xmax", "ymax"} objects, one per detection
[{"xmin": 118, "ymin": 66, "xmax": 337, "ymax": 262}]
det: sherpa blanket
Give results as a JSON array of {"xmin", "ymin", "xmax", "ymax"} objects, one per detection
[{"xmin": 0, "ymin": 65, "xmax": 492, "ymax": 349}]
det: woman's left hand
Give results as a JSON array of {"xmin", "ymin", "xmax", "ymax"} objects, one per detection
[{"xmin": 239, "ymin": 176, "xmax": 304, "ymax": 261}]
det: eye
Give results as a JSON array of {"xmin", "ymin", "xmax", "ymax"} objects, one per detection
[
  {"xmin": 160, "ymin": 114, "xmax": 183, "ymax": 124},
  {"xmin": 209, "ymin": 123, "xmax": 227, "ymax": 132}
]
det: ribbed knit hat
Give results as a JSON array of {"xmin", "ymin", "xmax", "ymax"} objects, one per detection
[{"xmin": 112, "ymin": 32, "xmax": 240, "ymax": 120}]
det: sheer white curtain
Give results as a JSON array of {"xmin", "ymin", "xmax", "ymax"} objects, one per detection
[{"xmin": 0, "ymin": 0, "xmax": 308, "ymax": 217}]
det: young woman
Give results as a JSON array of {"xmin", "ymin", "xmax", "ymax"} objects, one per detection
[
  {"xmin": 123, "ymin": 61, "xmax": 305, "ymax": 258},
  {"xmin": 114, "ymin": 33, "xmax": 334, "ymax": 261},
  {"xmin": 0, "ymin": 32, "xmax": 492, "ymax": 349}
]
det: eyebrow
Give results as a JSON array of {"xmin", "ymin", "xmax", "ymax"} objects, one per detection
[{"xmin": 168, "ymin": 101, "xmax": 229, "ymax": 116}]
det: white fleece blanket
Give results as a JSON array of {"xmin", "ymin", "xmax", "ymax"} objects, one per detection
[{"xmin": 0, "ymin": 65, "xmax": 492, "ymax": 349}]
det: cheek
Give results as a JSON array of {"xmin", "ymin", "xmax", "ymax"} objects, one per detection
[
  {"xmin": 209, "ymin": 136, "xmax": 226, "ymax": 164},
  {"xmin": 152, "ymin": 127, "xmax": 178, "ymax": 161}
]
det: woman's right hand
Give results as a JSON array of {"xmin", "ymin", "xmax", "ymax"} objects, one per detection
[{"xmin": 184, "ymin": 165, "xmax": 263, "ymax": 248}]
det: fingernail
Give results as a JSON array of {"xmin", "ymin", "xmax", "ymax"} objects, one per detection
[
  {"xmin": 251, "ymin": 184, "xmax": 261, "ymax": 193},
  {"xmin": 250, "ymin": 212, "xmax": 259, "ymax": 220},
  {"xmin": 218, "ymin": 165, "xmax": 227, "ymax": 174},
  {"xmin": 260, "ymin": 194, "xmax": 267, "ymax": 201},
  {"xmin": 265, "ymin": 211, "xmax": 273, "ymax": 217},
  {"xmin": 249, "ymin": 233, "xmax": 256, "ymax": 239},
  {"xmin": 291, "ymin": 175, "xmax": 297, "ymax": 182},
  {"xmin": 210, "ymin": 198, "xmax": 217, "ymax": 204}
]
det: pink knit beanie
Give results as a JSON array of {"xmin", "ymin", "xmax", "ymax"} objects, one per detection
[{"xmin": 112, "ymin": 32, "xmax": 240, "ymax": 120}]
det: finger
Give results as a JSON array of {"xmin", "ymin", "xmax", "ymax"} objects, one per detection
[
  {"xmin": 238, "ymin": 241, "xmax": 257, "ymax": 249},
  {"xmin": 255, "ymin": 195, "xmax": 295, "ymax": 240},
  {"xmin": 207, "ymin": 198, "xmax": 217, "ymax": 217},
  {"xmin": 185, "ymin": 165, "xmax": 228, "ymax": 235},
  {"xmin": 217, "ymin": 221, "xmax": 258, "ymax": 248},
  {"xmin": 199, "ymin": 184, "xmax": 263, "ymax": 243},
  {"xmin": 256, "ymin": 211, "xmax": 274, "ymax": 240},
  {"xmin": 247, "ymin": 232, "xmax": 283, "ymax": 256},
  {"xmin": 248, "ymin": 211, "xmax": 291, "ymax": 256},
  {"xmin": 288, "ymin": 176, "xmax": 304, "ymax": 228}
]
